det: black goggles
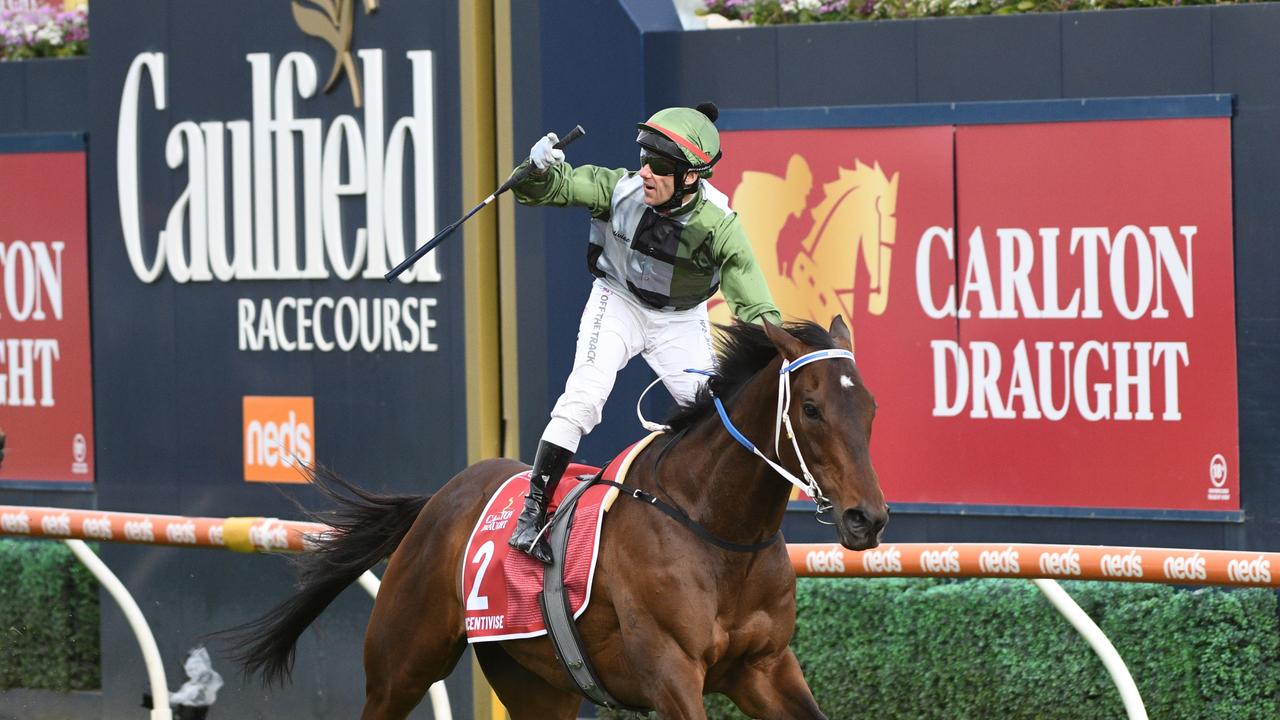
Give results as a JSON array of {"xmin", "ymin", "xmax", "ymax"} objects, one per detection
[{"xmin": 639, "ymin": 150, "xmax": 684, "ymax": 177}]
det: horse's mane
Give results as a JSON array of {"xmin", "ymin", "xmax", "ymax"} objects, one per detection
[{"xmin": 664, "ymin": 320, "xmax": 837, "ymax": 432}]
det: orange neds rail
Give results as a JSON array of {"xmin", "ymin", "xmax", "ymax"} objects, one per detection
[
  {"xmin": 0, "ymin": 505, "xmax": 327, "ymax": 552},
  {"xmin": 788, "ymin": 542, "xmax": 1279, "ymax": 587},
  {"xmin": 5, "ymin": 505, "xmax": 1274, "ymax": 588}
]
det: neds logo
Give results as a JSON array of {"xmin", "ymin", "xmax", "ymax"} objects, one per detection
[
  {"xmin": 40, "ymin": 514, "xmax": 71, "ymax": 536},
  {"xmin": 244, "ymin": 396, "xmax": 314, "ymax": 483},
  {"xmin": 979, "ymin": 546, "xmax": 1021, "ymax": 575},
  {"xmin": 250, "ymin": 520, "xmax": 290, "ymax": 551},
  {"xmin": 1100, "ymin": 550, "xmax": 1144, "ymax": 578},
  {"xmin": 124, "ymin": 519, "xmax": 155, "ymax": 543},
  {"xmin": 165, "ymin": 521, "xmax": 197, "ymax": 545},
  {"xmin": 1162, "ymin": 553, "xmax": 1207, "ymax": 581},
  {"xmin": 1, "ymin": 511, "xmax": 30, "ymax": 534},
  {"xmin": 1037, "ymin": 548, "xmax": 1082, "ymax": 577},
  {"xmin": 861, "ymin": 546, "xmax": 902, "ymax": 574},
  {"xmin": 919, "ymin": 546, "xmax": 961, "ymax": 574},
  {"xmin": 1227, "ymin": 555, "xmax": 1272, "ymax": 585},
  {"xmin": 805, "ymin": 546, "xmax": 846, "ymax": 574},
  {"xmin": 82, "ymin": 516, "xmax": 113, "ymax": 540}
]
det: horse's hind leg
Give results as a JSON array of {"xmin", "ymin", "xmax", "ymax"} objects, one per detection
[
  {"xmin": 360, "ymin": 524, "xmax": 468, "ymax": 718},
  {"xmin": 474, "ymin": 643, "xmax": 583, "ymax": 720},
  {"xmin": 360, "ymin": 584, "xmax": 466, "ymax": 720}
]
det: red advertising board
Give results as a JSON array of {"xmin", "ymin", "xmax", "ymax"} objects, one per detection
[
  {"xmin": 0, "ymin": 149, "xmax": 94, "ymax": 483},
  {"xmin": 714, "ymin": 118, "xmax": 1237, "ymax": 512}
]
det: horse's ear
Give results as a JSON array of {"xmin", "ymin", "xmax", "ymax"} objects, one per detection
[
  {"xmin": 762, "ymin": 318, "xmax": 806, "ymax": 360},
  {"xmin": 829, "ymin": 315, "xmax": 852, "ymax": 351}
]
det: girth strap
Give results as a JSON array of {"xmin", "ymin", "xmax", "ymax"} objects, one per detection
[
  {"xmin": 598, "ymin": 480, "xmax": 780, "ymax": 553},
  {"xmin": 538, "ymin": 476, "xmax": 649, "ymax": 713}
]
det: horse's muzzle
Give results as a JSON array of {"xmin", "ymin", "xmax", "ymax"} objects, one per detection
[{"xmin": 838, "ymin": 504, "xmax": 889, "ymax": 550}]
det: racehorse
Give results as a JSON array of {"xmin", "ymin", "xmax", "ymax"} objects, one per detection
[{"xmin": 229, "ymin": 317, "xmax": 888, "ymax": 719}]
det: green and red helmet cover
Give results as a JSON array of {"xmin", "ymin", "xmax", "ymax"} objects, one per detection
[{"xmin": 636, "ymin": 106, "xmax": 721, "ymax": 178}]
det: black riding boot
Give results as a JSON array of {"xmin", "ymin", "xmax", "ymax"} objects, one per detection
[{"xmin": 508, "ymin": 440, "xmax": 574, "ymax": 565}]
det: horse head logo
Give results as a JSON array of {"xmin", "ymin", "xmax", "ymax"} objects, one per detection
[
  {"xmin": 715, "ymin": 154, "xmax": 899, "ymax": 349},
  {"xmin": 291, "ymin": 0, "xmax": 380, "ymax": 107}
]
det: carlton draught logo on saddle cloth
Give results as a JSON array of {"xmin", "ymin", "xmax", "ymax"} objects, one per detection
[{"xmin": 461, "ymin": 439, "xmax": 650, "ymax": 642}]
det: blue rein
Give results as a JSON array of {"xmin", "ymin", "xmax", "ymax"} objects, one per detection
[
  {"xmin": 685, "ymin": 368, "xmax": 757, "ymax": 454},
  {"xmin": 683, "ymin": 347, "xmax": 856, "ymax": 523},
  {"xmin": 686, "ymin": 346, "xmax": 857, "ymax": 458}
]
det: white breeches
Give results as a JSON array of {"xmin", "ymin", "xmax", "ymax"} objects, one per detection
[{"xmin": 541, "ymin": 280, "xmax": 715, "ymax": 453}]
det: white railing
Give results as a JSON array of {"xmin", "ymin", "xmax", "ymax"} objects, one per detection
[
  {"xmin": 64, "ymin": 539, "xmax": 173, "ymax": 720},
  {"xmin": 1032, "ymin": 578, "xmax": 1147, "ymax": 719}
]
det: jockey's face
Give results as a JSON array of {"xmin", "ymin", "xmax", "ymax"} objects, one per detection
[{"xmin": 638, "ymin": 161, "xmax": 699, "ymax": 208}]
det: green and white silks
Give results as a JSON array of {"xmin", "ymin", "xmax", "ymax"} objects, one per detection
[{"xmin": 512, "ymin": 161, "xmax": 781, "ymax": 325}]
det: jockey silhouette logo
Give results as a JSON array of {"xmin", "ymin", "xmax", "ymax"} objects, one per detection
[{"xmin": 710, "ymin": 155, "xmax": 900, "ymax": 349}]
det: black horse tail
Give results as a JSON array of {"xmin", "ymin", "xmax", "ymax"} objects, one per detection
[{"xmin": 222, "ymin": 465, "xmax": 430, "ymax": 686}]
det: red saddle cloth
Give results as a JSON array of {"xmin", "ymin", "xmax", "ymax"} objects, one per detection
[{"xmin": 462, "ymin": 441, "xmax": 646, "ymax": 643}]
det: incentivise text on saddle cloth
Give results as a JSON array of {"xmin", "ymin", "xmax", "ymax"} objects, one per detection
[{"xmin": 506, "ymin": 102, "xmax": 783, "ymax": 564}]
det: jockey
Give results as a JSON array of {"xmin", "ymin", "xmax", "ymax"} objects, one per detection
[{"xmin": 508, "ymin": 102, "xmax": 782, "ymax": 564}]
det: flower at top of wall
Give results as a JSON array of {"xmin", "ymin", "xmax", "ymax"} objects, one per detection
[
  {"xmin": 0, "ymin": 5, "xmax": 88, "ymax": 61},
  {"xmin": 701, "ymin": 0, "xmax": 1254, "ymax": 25}
]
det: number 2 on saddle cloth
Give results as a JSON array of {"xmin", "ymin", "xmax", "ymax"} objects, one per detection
[{"xmin": 461, "ymin": 456, "xmax": 618, "ymax": 643}]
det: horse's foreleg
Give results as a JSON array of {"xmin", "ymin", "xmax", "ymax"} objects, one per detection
[
  {"xmin": 722, "ymin": 648, "xmax": 827, "ymax": 720},
  {"xmin": 475, "ymin": 643, "xmax": 583, "ymax": 720},
  {"xmin": 634, "ymin": 652, "xmax": 710, "ymax": 720}
]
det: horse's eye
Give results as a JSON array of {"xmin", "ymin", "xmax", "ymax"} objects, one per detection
[{"xmin": 802, "ymin": 402, "xmax": 821, "ymax": 420}]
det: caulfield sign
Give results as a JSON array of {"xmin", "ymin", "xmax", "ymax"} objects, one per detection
[
  {"xmin": 115, "ymin": 0, "xmax": 442, "ymax": 357},
  {"xmin": 713, "ymin": 117, "xmax": 1237, "ymax": 513}
]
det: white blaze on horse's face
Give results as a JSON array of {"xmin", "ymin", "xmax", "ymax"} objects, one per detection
[{"xmin": 840, "ymin": 375, "xmax": 855, "ymax": 390}]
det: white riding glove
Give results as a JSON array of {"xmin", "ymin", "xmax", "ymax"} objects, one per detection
[{"xmin": 530, "ymin": 132, "xmax": 564, "ymax": 171}]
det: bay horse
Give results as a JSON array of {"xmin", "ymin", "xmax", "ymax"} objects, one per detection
[{"xmin": 229, "ymin": 317, "xmax": 888, "ymax": 719}]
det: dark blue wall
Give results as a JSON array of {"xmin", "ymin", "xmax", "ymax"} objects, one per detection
[
  {"xmin": 0, "ymin": 56, "xmax": 88, "ymax": 133},
  {"xmin": 512, "ymin": 5, "xmax": 1280, "ymax": 553}
]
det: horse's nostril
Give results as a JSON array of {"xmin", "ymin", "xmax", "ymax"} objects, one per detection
[
  {"xmin": 842, "ymin": 507, "xmax": 869, "ymax": 532},
  {"xmin": 844, "ymin": 505, "xmax": 888, "ymax": 535}
]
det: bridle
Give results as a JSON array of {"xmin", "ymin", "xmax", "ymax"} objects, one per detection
[{"xmin": 638, "ymin": 347, "xmax": 856, "ymax": 525}]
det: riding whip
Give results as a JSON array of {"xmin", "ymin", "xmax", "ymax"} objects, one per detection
[{"xmin": 385, "ymin": 125, "xmax": 586, "ymax": 281}]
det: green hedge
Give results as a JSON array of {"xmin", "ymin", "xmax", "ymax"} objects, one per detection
[
  {"xmin": 602, "ymin": 578, "xmax": 1280, "ymax": 719},
  {"xmin": 0, "ymin": 540, "xmax": 101, "ymax": 691}
]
